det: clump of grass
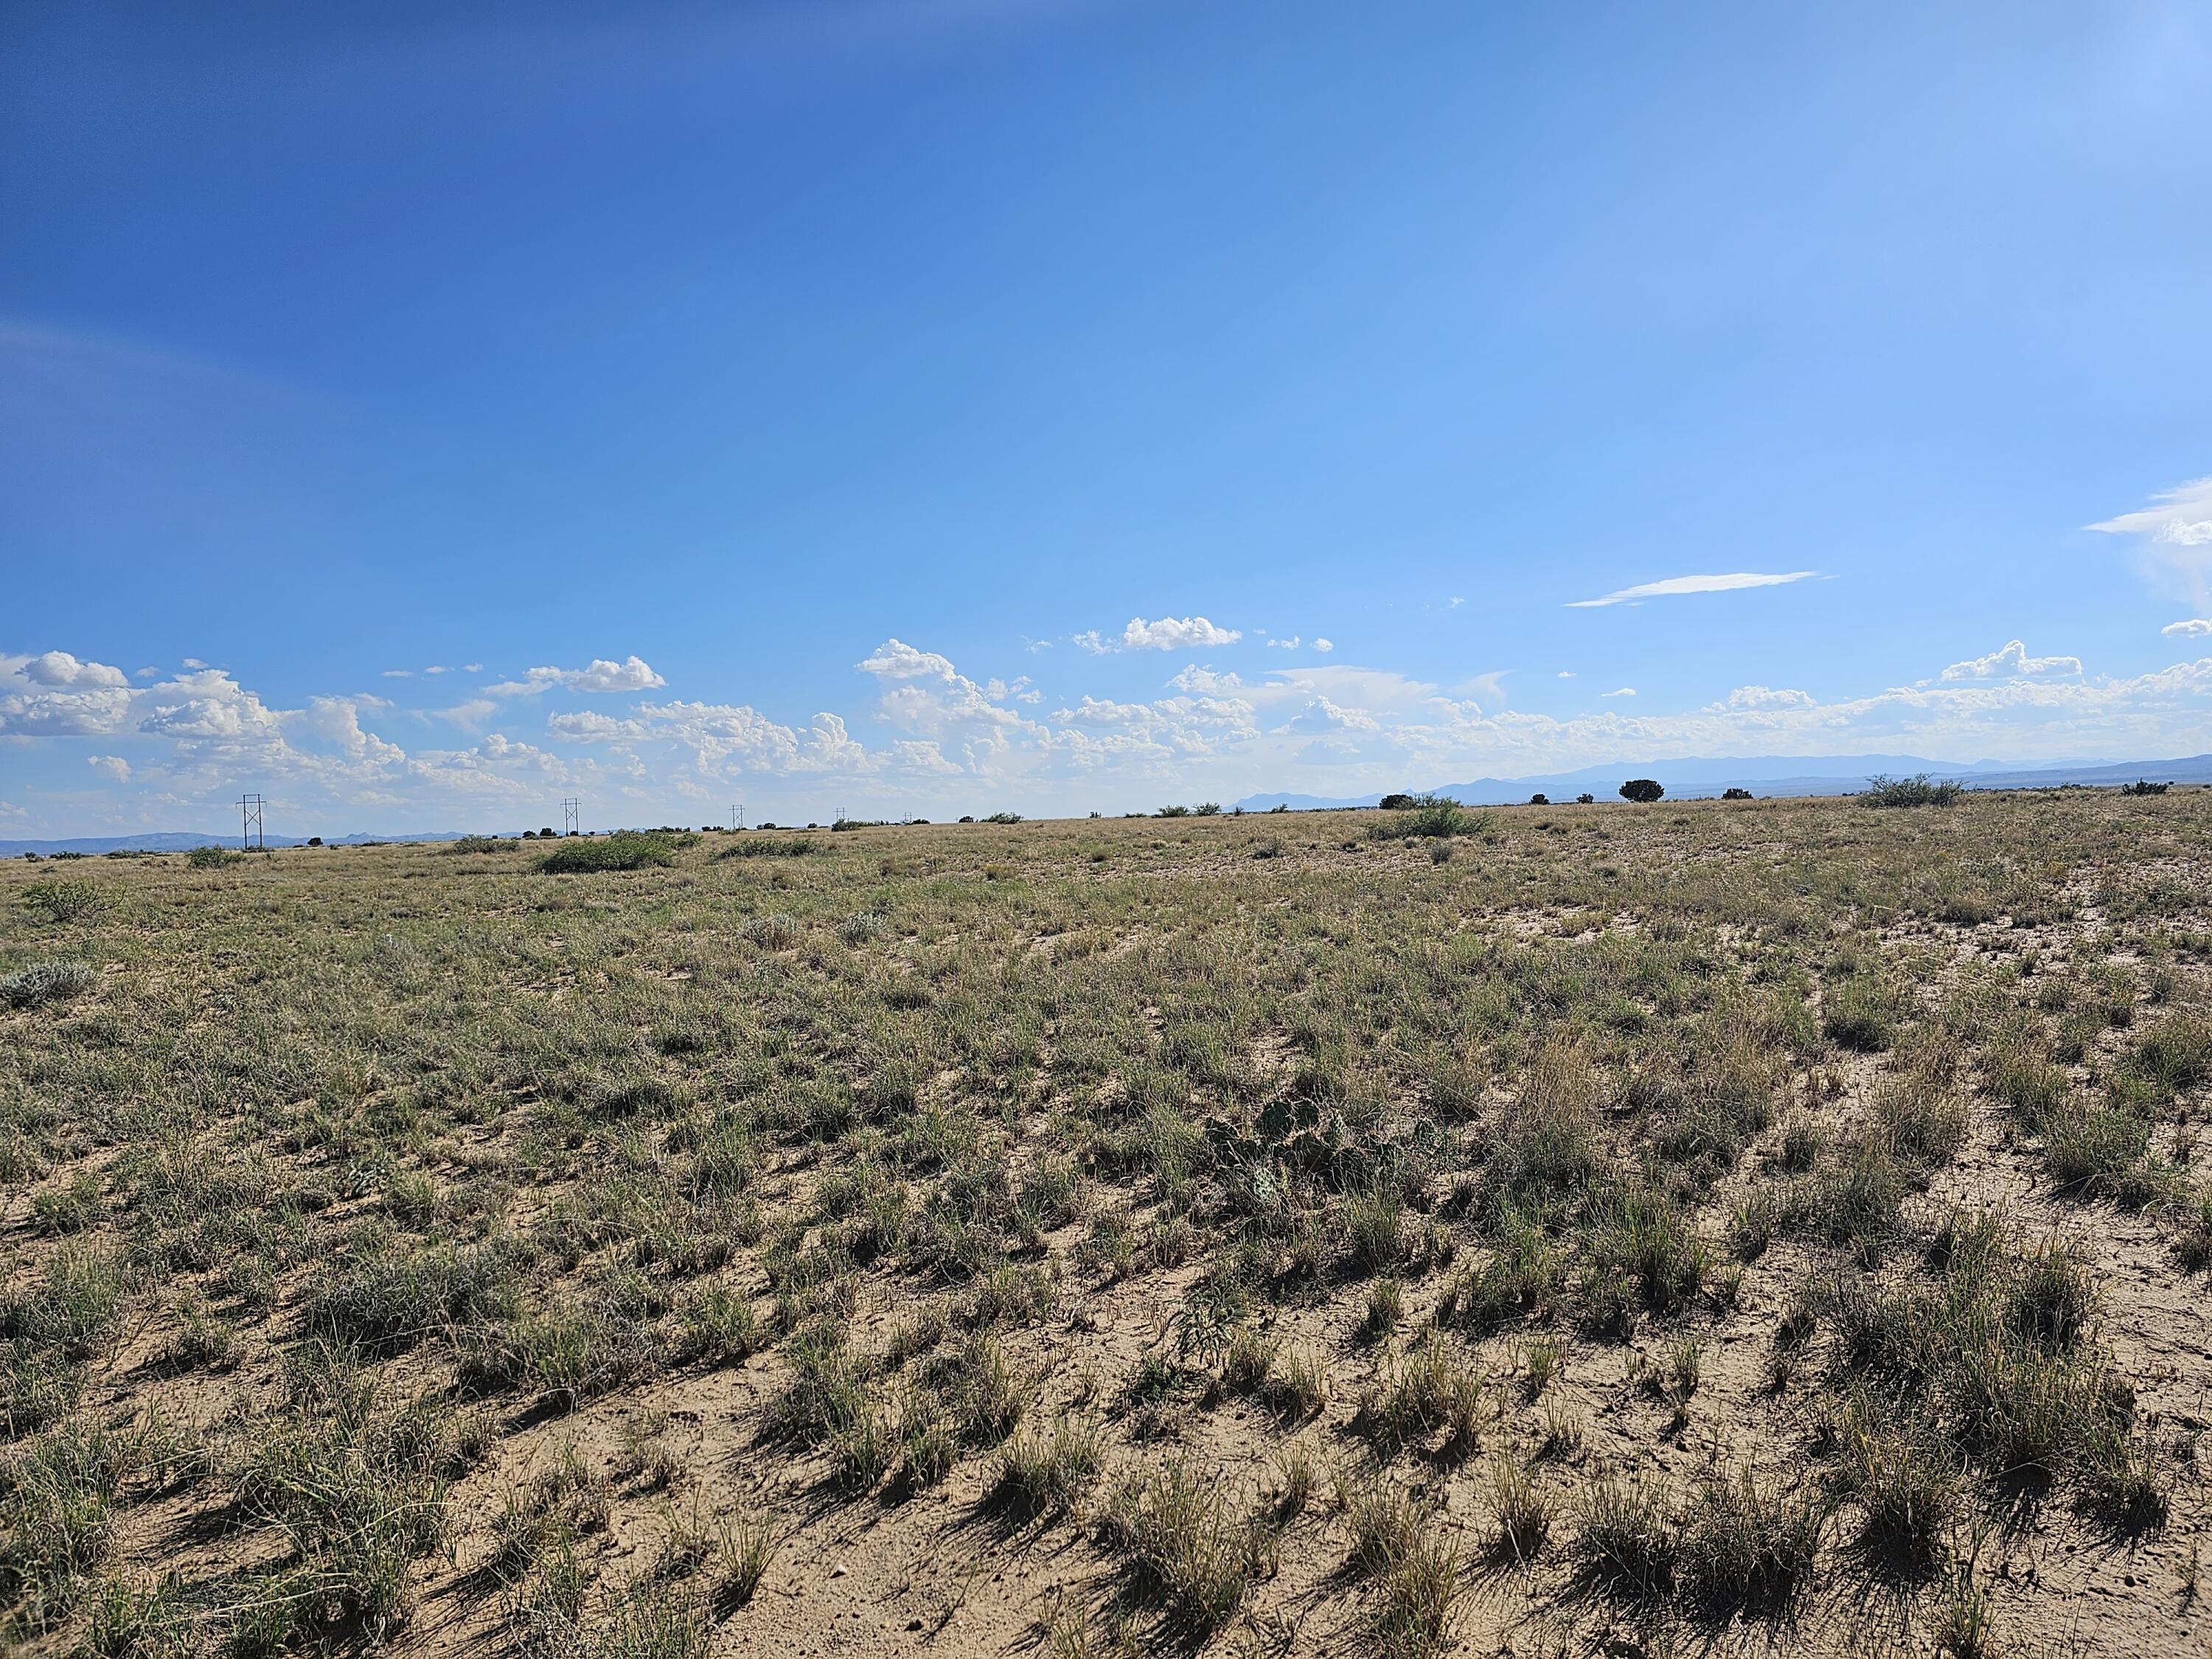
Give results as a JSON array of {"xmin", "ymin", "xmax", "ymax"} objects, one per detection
[
  {"xmin": 1933, "ymin": 1565, "xmax": 2000, "ymax": 1659},
  {"xmin": 1829, "ymin": 1208, "xmax": 2143, "ymax": 1509},
  {"xmin": 1262, "ymin": 1343, "xmax": 1330, "ymax": 1424},
  {"xmin": 0, "ymin": 959, "xmax": 97, "ymax": 1010},
  {"xmin": 0, "ymin": 1241, "xmax": 127, "ymax": 1361},
  {"xmin": 1345, "ymin": 1180, "xmax": 1405, "ymax": 1274},
  {"xmin": 741, "ymin": 912, "xmax": 803, "ymax": 950},
  {"xmin": 1366, "ymin": 1334, "xmax": 1486, "ymax": 1455},
  {"xmin": 1490, "ymin": 1037, "xmax": 1604, "ymax": 1194},
  {"xmin": 230, "ymin": 1355, "xmax": 459, "ymax": 1638},
  {"xmin": 1579, "ymin": 1180, "xmax": 1706, "ymax": 1332},
  {"xmin": 1342, "ymin": 1474, "xmax": 1427, "ymax": 1574},
  {"xmin": 1341, "ymin": 1475, "xmax": 1467, "ymax": 1657},
  {"xmin": 533, "ymin": 831, "xmax": 678, "ymax": 874},
  {"xmin": 0, "ymin": 1416, "xmax": 132, "ymax": 1624},
  {"xmin": 307, "ymin": 1233, "xmax": 521, "ymax": 1352},
  {"xmin": 1812, "ymin": 1136, "xmax": 1907, "ymax": 1259},
  {"xmin": 1103, "ymin": 1457, "xmax": 1261, "ymax": 1634},
  {"xmin": 709, "ymin": 1506, "xmax": 778, "ymax": 1612},
  {"xmin": 1361, "ymin": 1277, "xmax": 1405, "ymax": 1340},
  {"xmin": 1489, "ymin": 1448, "xmax": 1551, "ymax": 1560},
  {"xmin": 1834, "ymin": 1391, "xmax": 1959, "ymax": 1573},
  {"xmin": 1574, "ymin": 1476, "xmax": 1681, "ymax": 1600},
  {"xmin": 1823, "ymin": 973, "xmax": 1902, "ymax": 1051},
  {"xmin": 1678, "ymin": 1465, "xmax": 1829, "ymax": 1615},
  {"xmin": 994, "ymin": 1414, "xmax": 1104, "ymax": 1515}
]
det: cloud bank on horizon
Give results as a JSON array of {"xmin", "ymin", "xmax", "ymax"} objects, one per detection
[{"xmin": 9, "ymin": 609, "xmax": 2212, "ymax": 834}]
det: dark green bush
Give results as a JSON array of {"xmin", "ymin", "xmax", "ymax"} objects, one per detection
[
  {"xmin": 534, "ymin": 832, "xmax": 678, "ymax": 874},
  {"xmin": 1860, "ymin": 774, "xmax": 1963, "ymax": 808},
  {"xmin": 717, "ymin": 836, "xmax": 815, "ymax": 860}
]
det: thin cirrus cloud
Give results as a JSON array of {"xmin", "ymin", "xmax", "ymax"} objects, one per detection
[
  {"xmin": 2089, "ymin": 477, "xmax": 2212, "ymax": 549},
  {"xmin": 2089, "ymin": 477, "xmax": 2212, "ymax": 605},
  {"xmin": 1565, "ymin": 571, "xmax": 1818, "ymax": 608}
]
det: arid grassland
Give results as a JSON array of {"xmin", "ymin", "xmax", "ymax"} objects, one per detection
[{"xmin": 4, "ymin": 793, "xmax": 2212, "ymax": 1659}]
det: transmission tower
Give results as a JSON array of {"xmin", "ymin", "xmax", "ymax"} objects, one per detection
[
  {"xmin": 561, "ymin": 798, "xmax": 580, "ymax": 836},
  {"xmin": 237, "ymin": 793, "xmax": 265, "ymax": 852}
]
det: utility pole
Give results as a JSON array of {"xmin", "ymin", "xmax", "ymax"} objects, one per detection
[
  {"xmin": 237, "ymin": 793, "xmax": 265, "ymax": 852},
  {"xmin": 562, "ymin": 798, "xmax": 580, "ymax": 837}
]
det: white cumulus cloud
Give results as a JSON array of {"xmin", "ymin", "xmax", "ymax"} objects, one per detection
[
  {"xmin": 1079, "ymin": 616, "xmax": 1242, "ymax": 653},
  {"xmin": 87, "ymin": 754, "xmax": 130, "ymax": 781},
  {"xmin": 1715, "ymin": 685, "xmax": 1817, "ymax": 711},
  {"xmin": 2161, "ymin": 618, "xmax": 2212, "ymax": 638},
  {"xmin": 1939, "ymin": 641, "xmax": 2082, "ymax": 682},
  {"xmin": 487, "ymin": 655, "xmax": 667, "ymax": 697},
  {"xmin": 15, "ymin": 651, "xmax": 130, "ymax": 689}
]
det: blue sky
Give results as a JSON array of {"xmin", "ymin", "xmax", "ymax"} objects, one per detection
[{"xmin": 4, "ymin": 1, "xmax": 2211, "ymax": 833}]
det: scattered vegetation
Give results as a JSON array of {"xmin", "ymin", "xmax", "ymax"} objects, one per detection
[{"xmin": 1, "ymin": 789, "xmax": 2205, "ymax": 1655}]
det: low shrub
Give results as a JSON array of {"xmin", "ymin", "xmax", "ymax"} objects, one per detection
[
  {"xmin": 533, "ymin": 832, "xmax": 678, "ymax": 874},
  {"xmin": 1860, "ymin": 773, "xmax": 1963, "ymax": 808},
  {"xmin": 1373, "ymin": 795, "xmax": 1490, "ymax": 839},
  {"xmin": 0, "ymin": 959, "xmax": 97, "ymax": 1010},
  {"xmin": 717, "ymin": 835, "xmax": 815, "ymax": 859},
  {"xmin": 21, "ymin": 879, "xmax": 103, "ymax": 921}
]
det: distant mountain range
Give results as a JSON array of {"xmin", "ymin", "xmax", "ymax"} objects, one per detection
[
  {"xmin": 0, "ymin": 830, "xmax": 482, "ymax": 858},
  {"xmin": 1232, "ymin": 752, "xmax": 2212, "ymax": 812},
  {"xmin": 7, "ymin": 752, "xmax": 2207, "ymax": 855}
]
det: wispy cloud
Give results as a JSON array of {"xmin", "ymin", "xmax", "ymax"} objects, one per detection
[
  {"xmin": 1566, "ymin": 571, "xmax": 1817, "ymax": 608},
  {"xmin": 1601, "ymin": 686, "xmax": 1637, "ymax": 698},
  {"xmin": 2090, "ymin": 477, "xmax": 2212, "ymax": 548},
  {"xmin": 2089, "ymin": 477, "xmax": 2212, "ymax": 606}
]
